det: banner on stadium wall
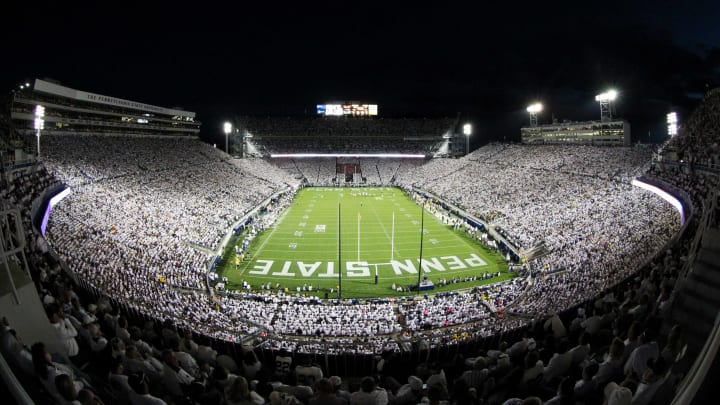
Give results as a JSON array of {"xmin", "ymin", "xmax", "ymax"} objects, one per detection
[{"xmin": 33, "ymin": 79, "xmax": 196, "ymax": 118}]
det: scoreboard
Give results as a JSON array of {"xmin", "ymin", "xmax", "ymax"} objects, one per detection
[{"xmin": 317, "ymin": 103, "xmax": 378, "ymax": 116}]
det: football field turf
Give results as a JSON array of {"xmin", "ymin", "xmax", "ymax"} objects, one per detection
[{"xmin": 218, "ymin": 187, "xmax": 511, "ymax": 299}]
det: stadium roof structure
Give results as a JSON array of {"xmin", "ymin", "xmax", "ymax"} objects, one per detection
[
  {"xmin": 10, "ymin": 79, "xmax": 201, "ymax": 140},
  {"xmin": 270, "ymin": 153, "xmax": 426, "ymax": 158}
]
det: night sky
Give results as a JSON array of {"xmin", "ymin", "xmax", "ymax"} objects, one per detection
[{"xmin": 3, "ymin": 1, "xmax": 719, "ymax": 148}]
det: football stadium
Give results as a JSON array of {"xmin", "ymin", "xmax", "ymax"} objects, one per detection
[{"xmin": 1, "ymin": 77, "xmax": 719, "ymax": 405}]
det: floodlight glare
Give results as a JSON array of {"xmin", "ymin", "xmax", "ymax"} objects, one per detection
[
  {"xmin": 222, "ymin": 122, "xmax": 232, "ymax": 154},
  {"xmin": 595, "ymin": 89, "xmax": 618, "ymax": 121},
  {"xmin": 35, "ymin": 104, "xmax": 46, "ymax": 158},
  {"xmin": 667, "ymin": 112, "xmax": 678, "ymax": 136},
  {"xmin": 595, "ymin": 90, "xmax": 618, "ymax": 102},
  {"xmin": 526, "ymin": 103, "xmax": 543, "ymax": 113}
]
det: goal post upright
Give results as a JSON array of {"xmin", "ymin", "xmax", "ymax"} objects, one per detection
[
  {"xmin": 338, "ymin": 202, "xmax": 342, "ymax": 300},
  {"xmin": 416, "ymin": 200, "xmax": 426, "ymax": 295},
  {"xmin": 390, "ymin": 211, "xmax": 395, "ymax": 262}
]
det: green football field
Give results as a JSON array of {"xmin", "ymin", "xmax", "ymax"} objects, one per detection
[{"xmin": 217, "ymin": 187, "xmax": 511, "ymax": 299}]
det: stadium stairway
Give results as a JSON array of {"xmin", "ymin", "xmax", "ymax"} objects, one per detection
[
  {"xmin": 687, "ymin": 226, "xmax": 720, "ymax": 405},
  {"xmin": 671, "ymin": 227, "xmax": 720, "ymax": 372}
]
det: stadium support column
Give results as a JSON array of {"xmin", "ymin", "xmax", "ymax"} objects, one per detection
[{"xmin": 416, "ymin": 200, "xmax": 425, "ymax": 295}]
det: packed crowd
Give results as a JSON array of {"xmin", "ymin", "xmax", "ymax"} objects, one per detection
[
  {"xmin": 0, "ymin": 126, "xmax": 684, "ymax": 344},
  {"xmin": 407, "ymin": 144, "xmax": 665, "ymax": 249},
  {"xmin": 27, "ymin": 132, "xmax": 680, "ymax": 353},
  {"xmin": 394, "ymin": 145, "xmax": 680, "ymax": 317},
  {"xmin": 1, "ymin": 163, "xmax": 61, "ymax": 219},
  {"xmin": 273, "ymin": 301, "xmax": 400, "ymax": 337},
  {"xmin": 662, "ymin": 87, "xmax": 720, "ymax": 168},
  {"xmin": 3, "ymin": 88, "xmax": 719, "ymax": 405},
  {"xmin": 377, "ymin": 241, "xmax": 686, "ymax": 405},
  {"xmin": 652, "ymin": 88, "xmax": 720, "ymax": 208},
  {"xmin": 36, "ymin": 135, "xmax": 300, "ymax": 342},
  {"xmin": 251, "ymin": 138, "xmax": 446, "ymax": 155},
  {"xmin": 0, "ymin": 203, "xmax": 695, "ymax": 404},
  {"xmin": 272, "ymin": 158, "xmax": 425, "ymax": 186},
  {"xmin": 242, "ymin": 117, "xmax": 454, "ymax": 139},
  {"xmin": 242, "ymin": 116, "xmax": 453, "ymax": 155}
]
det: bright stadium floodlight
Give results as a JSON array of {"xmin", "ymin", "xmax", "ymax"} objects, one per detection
[
  {"xmin": 34, "ymin": 105, "xmax": 45, "ymax": 159},
  {"xmin": 223, "ymin": 122, "xmax": 232, "ymax": 154},
  {"xmin": 526, "ymin": 103, "xmax": 542, "ymax": 113},
  {"xmin": 667, "ymin": 112, "xmax": 678, "ymax": 137},
  {"xmin": 595, "ymin": 89, "xmax": 618, "ymax": 102},
  {"xmin": 526, "ymin": 103, "xmax": 543, "ymax": 127},
  {"xmin": 596, "ymin": 89, "xmax": 618, "ymax": 121}
]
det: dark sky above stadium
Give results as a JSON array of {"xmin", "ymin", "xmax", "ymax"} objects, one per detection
[{"xmin": 3, "ymin": 1, "xmax": 720, "ymax": 146}]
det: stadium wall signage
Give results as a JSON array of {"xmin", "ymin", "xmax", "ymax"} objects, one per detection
[{"xmin": 33, "ymin": 79, "xmax": 196, "ymax": 118}]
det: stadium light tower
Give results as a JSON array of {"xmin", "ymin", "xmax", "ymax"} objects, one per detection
[
  {"xmin": 526, "ymin": 103, "xmax": 543, "ymax": 127},
  {"xmin": 463, "ymin": 123, "xmax": 472, "ymax": 155},
  {"xmin": 223, "ymin": 122, "xmax": 232, "ymax": 154},
  {"xmin": 595, "ymin": 89, "xmax": 618, "ymax": 121},
  {"xmin": 34, "ymin": 105, "xmax": 45, "ymax": 159}
]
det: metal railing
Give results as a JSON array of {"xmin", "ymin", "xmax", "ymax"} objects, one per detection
[
  {"xmin": 0, "ymin": 201, "xmax": 32, "ymax": 404},
  {"xmin": 0, "ymin": 353, "xmax": 33, "ymax": 405},
  {"xmin": 0, "ymin": 203, "xmax": 28, "ymax": 305}
]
